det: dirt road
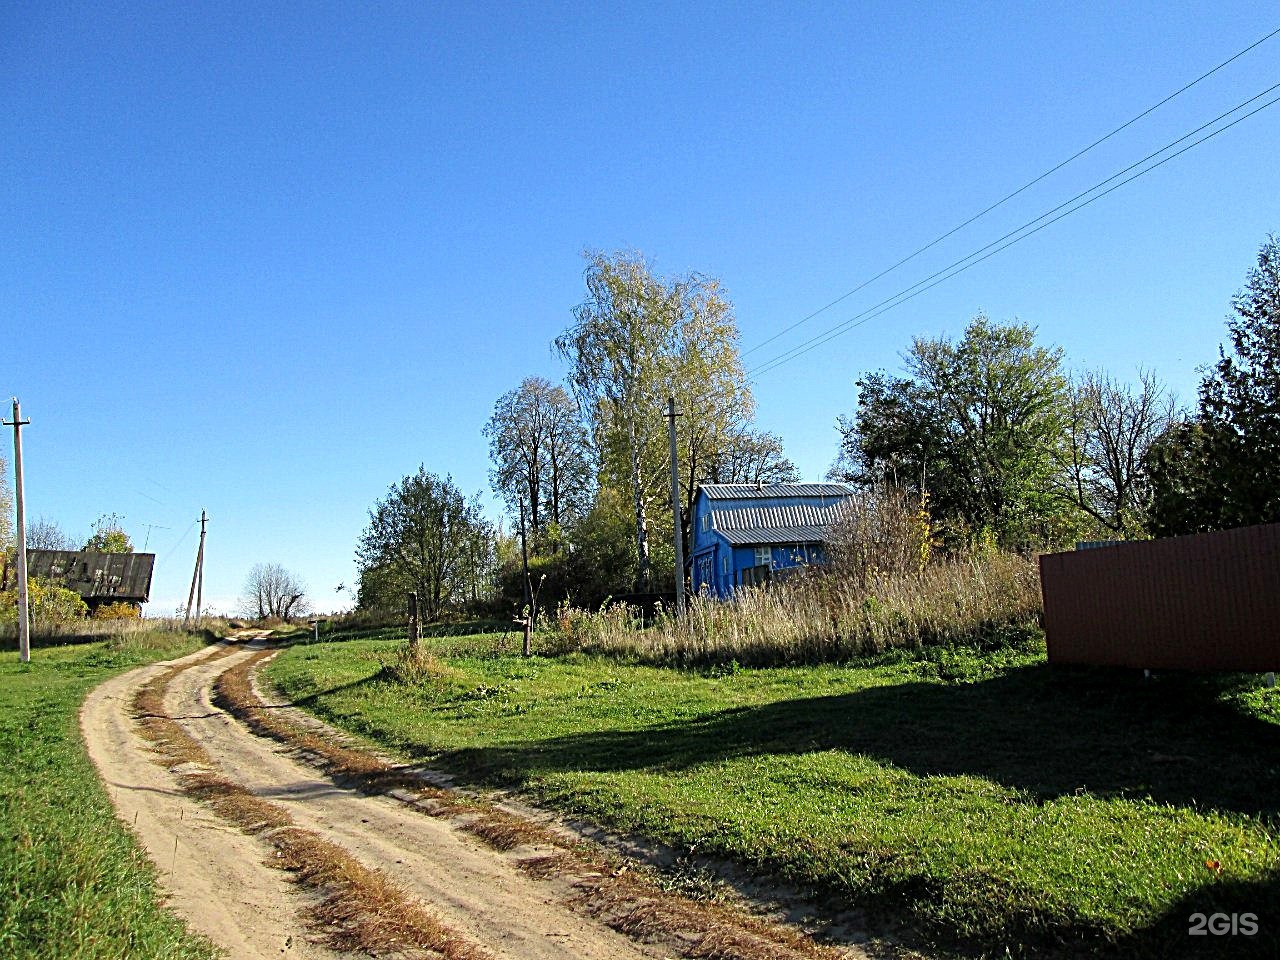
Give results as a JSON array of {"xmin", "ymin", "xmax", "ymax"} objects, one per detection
[{"xmin": 82, "ymin": 643, "xmax": 862, "ymax": 960}]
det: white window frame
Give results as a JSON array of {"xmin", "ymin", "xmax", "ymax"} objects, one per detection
[
  {"xmin": 755, "ymin": 546, "xmax": 772, "ymax": 567},
  {"xmin": 700, "ymin": 514, "xmax": 710, "ymax": 533},
  {"xmin": 721, "ymin": 555, "xmax": 729, "ymax": 575}
]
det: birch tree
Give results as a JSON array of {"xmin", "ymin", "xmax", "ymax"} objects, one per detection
[
  {"xmin": 555, "ymin": 251, "xmax": 680, "ymax": 590},
  {"xmin": 556, "ymin": 250, "xmax": 789, "ymax": 590}
]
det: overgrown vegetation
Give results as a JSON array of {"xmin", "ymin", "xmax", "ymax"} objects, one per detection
[
  {"xmin": 268, "ymin": 626, "xmax": 1280, "ymax": 958},
  {"xmin": 0, "ymin": 576, "xmax": 88, "ymax": 628},
  {"xmin": 557, "ymin": 549, "xmax": 1039, "ymax": 666},
  {"xmin": 0, "ymin": 614, "xmax": 228, "ymax": 649},
  {"xmin": 0, "ymin": 628, "xmax": 217, "ymax": 959}
]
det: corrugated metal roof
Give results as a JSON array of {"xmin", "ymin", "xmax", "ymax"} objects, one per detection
[
  {"xmin": 699, "ymin": 483, "xmax": 854, "ymax": 500},
  {"xmin": 22, "ymin": 550, "xmax": 156, "ymax": 602},
  {"xmin": 714, "ymin": 504, "xmax": 837, "ymax": 529},
  {"xmin": 709, "ymin": 504, "xmax": 843, "ymax": 546},
  {"xmin": 716, "ymin": 525, "xmax": 832, "ymax": 546}
]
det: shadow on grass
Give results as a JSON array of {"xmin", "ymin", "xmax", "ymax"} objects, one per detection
[
  {"xmin": 1110, "ymin": 868, "xmax": 1280, "ymax": 959},
  {"xmin": 441, "ymin": 663, "xmax": 1280, "ymax": 820},
  {"xmin": 433, "ymin": 663, "xmax": 1280, "ymax": 956}
]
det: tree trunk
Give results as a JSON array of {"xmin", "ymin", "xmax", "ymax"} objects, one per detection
[
  {"xmin": 529, "ymin": 473, "xmax": 540, "ymax": 540},
  {"xmin": 628, "ymin": 413, "xmax": 650, "ymax": 590},
  {"xmin": 549, "ymin": 446, "xmax": 562, "ymax": 530}
]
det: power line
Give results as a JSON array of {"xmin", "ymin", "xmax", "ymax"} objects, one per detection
[
  {"xmin": 749, "ymin": 86, "xmax": 1280, "ymax": 379},
  {"xmin": 743, "ymin": 25, "xmax": 1280, "ymax": 358},
  {"xmin": 158, "ymin": 519, "xmax": 199, "ymax": 564}
]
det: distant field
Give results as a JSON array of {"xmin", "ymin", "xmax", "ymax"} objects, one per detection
[
  {"xmin": 0, "ymin": 632, "xmax": 218, "ymax": 960},
  {"xmin": 268, "ymin": 627, "xmax": 1280, "ymax": 958}
]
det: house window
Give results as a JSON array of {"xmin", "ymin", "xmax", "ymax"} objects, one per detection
[
  {"xmin": 721, "ymin": 555, "xmax": 729, "ymax": 575},
  {"xmin": 755, "ymin": 546, "xmax": 771, "ymax": 567},
  {"xmin": 700, "ymin": 514, "xmax": 710, "ymax": 533}
]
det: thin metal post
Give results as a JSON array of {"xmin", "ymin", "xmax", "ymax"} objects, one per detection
[
  {"xmin": 407, "ymin": 591, "xmax": 421, "ymax": 653},
  {"xmin": 665, "ymin": 396, "xmax": 686, "ymax": 613},
  {"xmin": 518, "ymin": 500, "xmax": 533, "ymax": 655},
  {"xmin": 4, "ymin": 399, "xmax": 31, "ymax": 662}
]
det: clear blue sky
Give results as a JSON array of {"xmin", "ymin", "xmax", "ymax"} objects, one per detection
[{"xmin": 3, "ymin": 2, "xmax": 1277, "ymax": 615}]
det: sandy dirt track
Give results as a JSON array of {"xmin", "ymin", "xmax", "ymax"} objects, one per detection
[{"xmin": 82, "ymin": 644, "xmax": 670, "ymax": 960}]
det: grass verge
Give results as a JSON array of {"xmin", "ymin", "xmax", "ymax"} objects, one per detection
[
  {"xmin": 0, "ymin": 630, "xmax": 219, "ymax": 960},
  {"xmin": 217, "ymin": 647, "xmax": 852, "ymax": 960},
  {"xmin": 266, "ymin": 627, "xmax": 1280, "ymax": 958}
]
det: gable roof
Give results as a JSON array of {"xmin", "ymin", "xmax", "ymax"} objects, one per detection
[
  {"xmin": 20, "ymin": 550, "xmax": 156, "ymax": 603},
  {"xmin": 699, "ymin": 483, "xmax": 854, "ymax": 501},
  {"xmin": 709, "ymin": 503, "xmax": 845, "ymax": 546}
]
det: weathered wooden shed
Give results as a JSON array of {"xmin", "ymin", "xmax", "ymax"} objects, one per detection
[
  {"xmin": 5, "ymin": 549, "xmax": 156, "ymax": 612},
  {"xmin": 689, "ymin": 483, "xmax": 853, "ymax": 598}
]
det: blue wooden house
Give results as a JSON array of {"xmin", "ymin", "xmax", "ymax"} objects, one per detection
[{"xmin": 689, "ymin": 483, "xmax": 853, "ymax": 598}]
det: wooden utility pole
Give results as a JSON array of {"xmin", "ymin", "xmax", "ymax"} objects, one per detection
[
  {"xmin": 4, "ymin": 399, "xmax": 31, "ymax": 663},
  {"xmin": 183, "ymin": 510, "xmax": 207, "ymax": 626},
  {"xmin": 665, "ymin": 396, "xmax": 686, "ymax": 613},
  {"xmin": 195, "ymin": 510, "xmax": 206, "ymax": 621}
]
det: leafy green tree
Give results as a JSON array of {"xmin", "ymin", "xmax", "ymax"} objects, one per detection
[
  {"xmin": 84, "ymin": 513, "xmax": 132, "ymax": 553},
  {"xmin": 355, "ymin": 561, "xmax": 415, "ymax": 616},
  {"xmin": 1144, "ymin": 419, "xmax": 1224, "ymax": 537},
  {"xmin": 832, "ymin": 315, "xmax": 1071, "ymax": 549},
  {"xmin": 670, "ymin": 299, "xmax": 799, "ymax": 560},
  {"xmin": 493, "ymin": 486, "xmax": 639, "ymax": 612},
  {"xmin": 1196, "ymin": 234, "xmax": 1280, "ymax": 527},
  {"xmin": 356, "ymin": 467, "xmax": 492, "ymax": 621},
  {"xmin": 0, "ymin": 454, "xmax": 11, "ymax": 555}
]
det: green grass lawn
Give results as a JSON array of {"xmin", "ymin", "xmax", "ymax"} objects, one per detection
[
  {"xmin": 267, "ymin": 628, "xmax": 1280, "ymax": 958},
  {"xmin": 0, "ymin": 632, "xmax": 220, "ymax": 960}
]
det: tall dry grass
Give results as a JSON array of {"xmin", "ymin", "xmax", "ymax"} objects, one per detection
[
  {"xmin": 556, "ymin": 550, "xmax": 1042, "ymax": 666},
  {"xmin": 0, "ymin": 615, "xmax": 229, "ymax": 649}
]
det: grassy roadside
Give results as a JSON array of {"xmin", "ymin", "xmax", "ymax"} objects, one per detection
[
  {"xmin": 267, "ymin": 627, "xmax": 1280, "ymax": 958},
  {"xmin": 0, "ymin": 631, "xmax": 220, "ymax": 960}
]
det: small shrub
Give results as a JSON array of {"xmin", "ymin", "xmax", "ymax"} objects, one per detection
[
  {"xmin": 0, "ymin": 577, "xmax": 88, "ymax": 627},
  {"xmin": 92, "ymin": 601, "xmax": 141, "ymax": 620},
  {"xmin": 379, "ymin": 644, "xmax": 461, "ymax": 687}
]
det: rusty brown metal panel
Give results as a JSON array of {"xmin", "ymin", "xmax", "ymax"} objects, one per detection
[{"xmin": 1040, "ymin": 523, "xmax": 1280, "ymax": 672}]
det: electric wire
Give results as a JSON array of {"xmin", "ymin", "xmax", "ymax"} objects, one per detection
[
  {"xmin": 158, "ymin": 519, "xmax": 198, "ymax": 564},
  {"xmin": 749, "ymin": 86, "xmax": 1280, "ymax": 379},
  {"xmin": 743, "ymin": 25, "xmax": 1280, "ymax": 358}
]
